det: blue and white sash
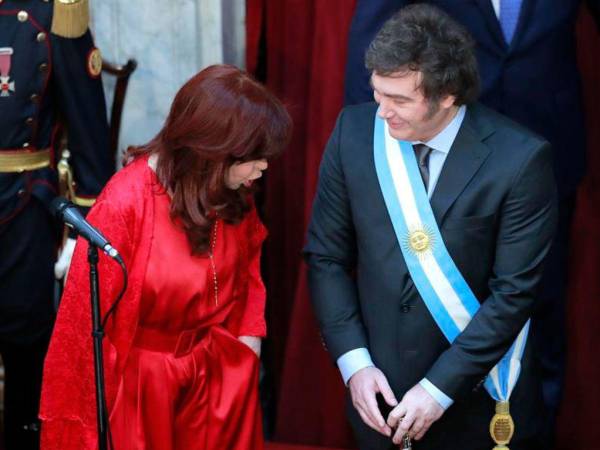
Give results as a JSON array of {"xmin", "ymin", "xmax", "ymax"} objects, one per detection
[{"xmin": 373, "ymin": 113, "xmax": 528, "ymax": 403}]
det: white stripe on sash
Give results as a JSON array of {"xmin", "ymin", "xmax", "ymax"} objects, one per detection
[
  {"xmin": 374, "ymin": 113, "xmax": 529, "ymax": 402},
  {"xmin": 384, "ymin": 128, "xmax": 473, "ymax": 330}
]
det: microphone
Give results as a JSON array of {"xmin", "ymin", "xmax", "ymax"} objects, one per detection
[{"xmin": 51, "ymin": 197, "xmax": 122, "ymax": 262}]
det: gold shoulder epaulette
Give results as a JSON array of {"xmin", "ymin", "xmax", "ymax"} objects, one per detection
[{"xmin": 51, "ymin": 0, "xmax": 89, "ymax": 39}]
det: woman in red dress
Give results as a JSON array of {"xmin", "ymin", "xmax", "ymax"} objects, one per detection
[{"xmin": 39, "ymin": 64, "xmax": 291, "ymax": 450}]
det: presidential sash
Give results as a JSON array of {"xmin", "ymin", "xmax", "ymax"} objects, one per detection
[{"xmin": 373, "ymin": 113, "xmax": 528, "ymax": 450}]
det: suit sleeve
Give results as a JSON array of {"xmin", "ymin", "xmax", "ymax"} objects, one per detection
[
  {"xmin": 50, "ymin": 30, "xmax": 113, "ymax": 203},
  {"xmin": 425, "ymin": 142, "xmax": 558, "ymax": 401},
  {"xmin": 304, "ymin": 111, "xmax": 368, "ymax": 361}
]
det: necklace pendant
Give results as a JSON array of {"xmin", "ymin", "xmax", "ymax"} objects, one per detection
[{"xmin": 209, "ymin": 220, "xmax": 219, "ymax": 306}]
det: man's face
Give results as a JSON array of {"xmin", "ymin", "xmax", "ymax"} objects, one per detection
[{"xmin": 371, "ymin": 70, "xmax": 455, "ymax": 142}]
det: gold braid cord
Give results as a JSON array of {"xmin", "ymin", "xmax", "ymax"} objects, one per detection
[
  {"xmin": 51, "ymin": 0, "xmax": 89, "ymax": 39},
  {"xmin": 57, "ymin": 149, "xmax": 96, "ymax": 208}
]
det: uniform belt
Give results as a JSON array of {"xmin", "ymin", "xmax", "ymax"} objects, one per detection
[
  {"xmin": 133, "ymin": 325, "xmax": 209, "ymax": 358},
  {"xmin": 0, "ymin": 148, "xmax": 52, "ymax": 173}
]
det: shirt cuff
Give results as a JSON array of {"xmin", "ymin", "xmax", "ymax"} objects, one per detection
[
  {"xmin": 337, "ymin": 348, "xmax": 374, "ymax": 385},
  {"xmin": 419, "ymin": 378, "xmax": 454, "ymax": 410}
]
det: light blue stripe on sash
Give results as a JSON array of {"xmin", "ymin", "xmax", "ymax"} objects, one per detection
[
  {"xmin": 373, "ymin": 113, "xmax": 529, "ymax": 402},
  {"xmin": 484, "ymin": 319, "xmax": 530, "ymax": 400},
  {"xmin": 374, "ymin": 116, "xmax": 462, "ymax": 340},
  {"xmin": 396, "ymin": 137, "xmax": 481, "ymax": 319}
]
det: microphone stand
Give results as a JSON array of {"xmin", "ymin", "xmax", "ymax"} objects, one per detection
[{"xmin": 88, "ymin": 245, "xmax": 108, "ymax": 450}]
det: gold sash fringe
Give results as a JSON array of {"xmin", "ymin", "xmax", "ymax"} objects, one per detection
[{"xmin": 490, "ymin": 401, "xmax": 515, "ymax": 450}]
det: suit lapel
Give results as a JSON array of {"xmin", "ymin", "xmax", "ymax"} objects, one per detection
[
  {"xmin": 430, "ymin": 106, "xmax": 492, "ymax": 225},
  {"xmin": 474, "ymin": 0, "xmax": 536, "ymax": 51},
  {"xmin": 474, "ymin": 0, "xmax": 507, "ymax": 50}
]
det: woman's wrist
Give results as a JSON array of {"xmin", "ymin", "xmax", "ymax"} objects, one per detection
[{"xmin": 238, "ymin": 335, "xmax": 262, "ymax": 357}]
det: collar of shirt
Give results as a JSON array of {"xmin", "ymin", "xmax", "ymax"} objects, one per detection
[
  {"xmin": 491, "ymin": 0, "xmax": 500, "ymax": 18},
  {"xmin": 411, "ymin": 105, "xmax": 466, "ymax": 155}
]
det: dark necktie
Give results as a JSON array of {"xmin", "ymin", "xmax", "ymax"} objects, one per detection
[{"xmin": 413, "ymin": 143, "xmax": 432, "ymax": 192}]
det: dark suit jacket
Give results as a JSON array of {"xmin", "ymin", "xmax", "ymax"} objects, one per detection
[
  {"xmin": 344, "ymin": 0, "xmax": 600, "ymax": 196},
  {"xmin": 304, "ymin": 103, "xmax": 558, "ymax": 449}
]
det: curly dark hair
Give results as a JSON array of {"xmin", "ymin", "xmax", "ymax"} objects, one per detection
[
  {"xmin": 365, "ymin": 3, "xmax": 479, "ymax": 105},
  {"xmin": 125, "ymin": 64, "xmax": 292, "ymax": 255}
]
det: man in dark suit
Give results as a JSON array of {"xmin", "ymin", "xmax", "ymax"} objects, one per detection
[
  {"xmin": 0, "ymin": 1, "xmax": 113, "ymax": 448},
  {"xmin": 344, "ymin": 2, "xmax": 600, "ymax": 437},
  {"xmin": 306, "ymin": 5, "xmax": 557, "ymax": 449}
]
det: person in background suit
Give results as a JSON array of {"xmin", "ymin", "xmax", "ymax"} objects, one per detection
[
  {"xmin": 343, "ymin": 0, "xmax": 600, "ymax": 441},
  {"xmin": 0, "ymin": 0, "xmax": 112, "ymax": 448},
  {"xmin": 306, "ymin": 5, "xmax": 557, "ymax": 449}
]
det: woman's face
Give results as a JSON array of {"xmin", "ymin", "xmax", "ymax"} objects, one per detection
[{"xmin": 226, "ymin": 159, "xmax": 268, "ymax": 189}]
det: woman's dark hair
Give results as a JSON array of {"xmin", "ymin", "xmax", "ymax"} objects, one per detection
[
  {"xmin": 125, "ymin": 64, "xmax": 292, "ymax": 255},
  {"xmin": 365, "ymin": 4, "xmax": 479, "ymax": 105}
]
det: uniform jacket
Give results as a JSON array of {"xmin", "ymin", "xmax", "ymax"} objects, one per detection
[{"xmin": 0, "ymin": 0, "xmax": 112, "ymax": 223}]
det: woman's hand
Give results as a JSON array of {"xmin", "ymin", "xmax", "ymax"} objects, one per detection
[{"xmin": 238, "ymin": 335, "xmax": 262, "ymax": 358}]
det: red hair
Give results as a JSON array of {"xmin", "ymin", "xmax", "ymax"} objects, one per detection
[{"xmin": 126, "ymin": 64, "xmax": 292, "ymax": 254}]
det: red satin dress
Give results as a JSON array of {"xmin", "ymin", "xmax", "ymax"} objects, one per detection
[{"xmin": 109, "ymin": 183, "xmax": 264, "ymax": 450}]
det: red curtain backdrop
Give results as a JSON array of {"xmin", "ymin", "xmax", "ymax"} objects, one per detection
[
  {"xmin": 555, "ymin": 7, "xmax": 600, "ymax": 450},
  {"xmin": 247, "ymin": 2, "xmax": 600, "ymax": 449},
  {"xmin": 246, "ymin": 0, "xmax": 357, "ymax": 447}
]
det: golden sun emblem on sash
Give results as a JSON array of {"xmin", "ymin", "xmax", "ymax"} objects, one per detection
[
  {"xmin": 402, "ymin": 226, "xmax": 435, "ymax": 258},
  {"xmin": 409, "ymin": 230, "xmax": 430, "ymax": 252}
]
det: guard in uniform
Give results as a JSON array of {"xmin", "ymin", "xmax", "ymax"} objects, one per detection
[{"xmin": 0, "ymin": 1, "xmax": 113, "ymax": 448}]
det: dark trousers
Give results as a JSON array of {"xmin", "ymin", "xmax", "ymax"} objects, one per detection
[
  {"xmin": 352, "ymin": 430, "xmax": 542, "ymax": 450},
  {"xmin": 0, "ymin": 336, "xmax": 50, "ymax": 450},
  {"xmin": 347, "ymin": 388, "xmax": 544, "ymax": 450},
  {"xmin": 0, "ymin": 198, "xmax": 57, "ymax": 450}
]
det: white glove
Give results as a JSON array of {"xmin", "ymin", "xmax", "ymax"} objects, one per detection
[{"xmin": 54, "ymin": 238, "xmax": 76, "ymax": 281}]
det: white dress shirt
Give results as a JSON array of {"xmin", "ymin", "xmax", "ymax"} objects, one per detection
[
  {"xmin": 491, "ymin": 0, "xmax": 501, "ymax": 18},
  {"xmin": 337, "ymin": 105, "xmax": 467, "ymax": 410}
]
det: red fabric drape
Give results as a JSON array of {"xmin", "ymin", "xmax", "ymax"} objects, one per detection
[
  {"xmin": 245, "ymin": 0, "xmax": 264, "ymax": 76},
  {"xmin": 246, "ymin": 0, "xmax": 357, "ymax": 447},
  {"xmin": 555, "ymin": 8, "xmax": 600, "ymax": 450}
]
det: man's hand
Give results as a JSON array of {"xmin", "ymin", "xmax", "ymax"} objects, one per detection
[
  {"xmin": 238, "ymin": 335, "xmax": 261, "ymax": 358},
  {"xmin": 387, "ymin": 383, "xmax": 444, "ymax": 444},
  {"xmin": 348, "ymin": 366, "xmax": 398, "ymax": 437},
  {"xmin": 54, "ymin": 238, "xmax": 76, "ymax": 281}
]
